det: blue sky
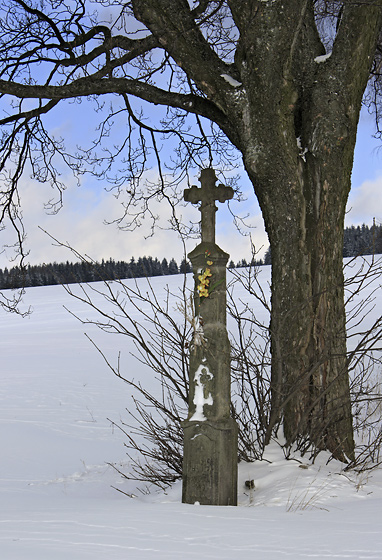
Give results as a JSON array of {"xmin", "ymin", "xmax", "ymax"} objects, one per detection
[
  {"xmin": 347, "ymin": 110, "xmax": 382, "ymax": 227},
  {"xmin": 0, "ymin": 107, "xmax": 381, "ymax": 269}
]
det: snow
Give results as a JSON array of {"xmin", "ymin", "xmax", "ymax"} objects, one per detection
[
  {"xmin": 192, "ymin": 315, "xmax": 205, "ymax": 347},
  {"xmin": 1, "ymin": 265, "xmax": 382, "ymax": 559},
  {"xmin": 314, "ymin": 53, "xmax": 332, "ymax": 64},
  {"xmin": 220, "ymin": 74, "xmax": 242, "ymax": 88},
  {"xmin": 190, "ymin": 363, "xmax": 213, "ymax": 421},
  {"xmin": 296, "ymin": 136, "xmax": 308, "ymax": 161}
]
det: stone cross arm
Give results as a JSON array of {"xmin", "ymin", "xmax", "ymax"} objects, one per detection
[
  {"xmin": 184, "ymin": 182, "xmax": 234, "ymax": 205},
  {"xmin": 184, "ymin": 168, "xmax": 234, "ymax": 244}
]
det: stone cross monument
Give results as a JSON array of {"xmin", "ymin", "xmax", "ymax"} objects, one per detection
[{"xmin": 182, "ymin": 167, "xmax": 238, "ymax": 506}]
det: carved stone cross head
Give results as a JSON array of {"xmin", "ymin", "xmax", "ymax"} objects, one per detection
[{"xmin": 184, "ymin": 168, "xmax": 234, "ymax": 244}]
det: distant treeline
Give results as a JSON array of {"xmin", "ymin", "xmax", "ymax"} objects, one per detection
[
  {"xmin": 343, "ymin": 223, "xmax": 382, "ymax": 257},
  {"xmin": 0, "ymin": 257, "xmax": 188, "ymax": 290},
  {"xmin": 1, "ymin": 223, "xmax": 381, "ymax": 290},
  {"xmin": 0, "ymin": 253, "xmax": 262, "ymax": 290},
  {"xmin": 262, "ymin": 222, "xmax": 382, "ymax": 265}
]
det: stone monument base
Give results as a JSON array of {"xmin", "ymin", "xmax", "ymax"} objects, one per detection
[{"xmin": 182, "ymin": 418, "xmax": 238, "ymax": 506}]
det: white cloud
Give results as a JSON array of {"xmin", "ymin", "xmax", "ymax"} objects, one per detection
[
  {"xmin": 0, "ymin": 172, "xmax": 265, "ymax": 268},
  {"xmin": 217, "ymin": 212, "xmax": 268, "ymax": 263},
  {"xmin": 346, "ymin": 174, "xmax": 382, "ymax": 227},
  {"xmin": 0, "ymin": 180, "xmax": 185, "ymax": 266}
]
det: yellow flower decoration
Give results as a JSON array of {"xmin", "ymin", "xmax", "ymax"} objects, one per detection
[
  {"xmin": 197, "ymin": 265, "xmax": 213, "ymax": 299},
  {"xmin": 197, "ymin": 252, "xmax": 224, "ymax": 301}
]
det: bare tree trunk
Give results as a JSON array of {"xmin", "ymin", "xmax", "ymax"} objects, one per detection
[
  {"xmin": 226, "ymin": 1, "xmax": 382, "ymax": 461},
  {"xmin": 265, "ymin": 164, "xmax": 354, "ymax": 460},
  {"xmin": 243, "ymin": 147, "xmax": 354, "ymax": 459}
]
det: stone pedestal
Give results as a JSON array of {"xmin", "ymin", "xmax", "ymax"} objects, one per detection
[
  {"xmin": 182, "ymin": 418, "xmax": 238, "ymax": 505},
  {"xmin": 182, "ymin": 241, "xmax": 238, "ymax": 506}
]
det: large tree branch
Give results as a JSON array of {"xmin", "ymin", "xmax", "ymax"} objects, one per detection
[
  {"xmin": 1, "ymin": 1, "xmax": 242, "ymax": 146},
  {"xmin": 311, "ymin": 3, "xmax": 382, "ymax": 136},
  {"xmin": 329, "ymin": 2, "xmax": 382, "ymax": 97},
  {"xmin": 1, "ymin": 26, "xmax": 159, "ymax": 75},
  {"xmin": 131, "ymin": 0, "xmax": 237, "ymax": 109},
  {"xmin": 58, "ymin": 34, "xmax": 159, "ymax": 69},
  {"xmin": 13, "ymin": 0, "xmax": 68, "ymax": 47},
  {"xmin": 1, "ymin": 2, "xmax": 160, "ymax": 79},
  {"xmin": 0, "ymin": 76, "xmax": 235, "ymax": 140},
  {"xmin": 0, "ymin": 99, "xmax": 60, "ymax": 126}
]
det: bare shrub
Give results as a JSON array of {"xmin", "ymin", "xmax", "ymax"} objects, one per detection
[
  {"xmin": 227, "ymin": 263, "xmax": 272, "ymax": 462},
  {"xmin": 60, "ymin": 247, "xmax": 382, "ymax": 488},
  {"xmin": 344, "ymin": 256, "xmax": 382, "ymax": 471},
  {"xmin": 63, "ymin": 273, "xmax": 190, "ymax": 489}
]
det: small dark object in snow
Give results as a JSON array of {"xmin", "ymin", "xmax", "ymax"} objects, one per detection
[{"xmin": 245, "ymin": 479, "xmax": 255, "ymax": 489}]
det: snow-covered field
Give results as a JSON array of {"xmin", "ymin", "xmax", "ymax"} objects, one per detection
[{"xmin": 1, "ymin": 265, "xmax": 382, "ymax": 559}]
